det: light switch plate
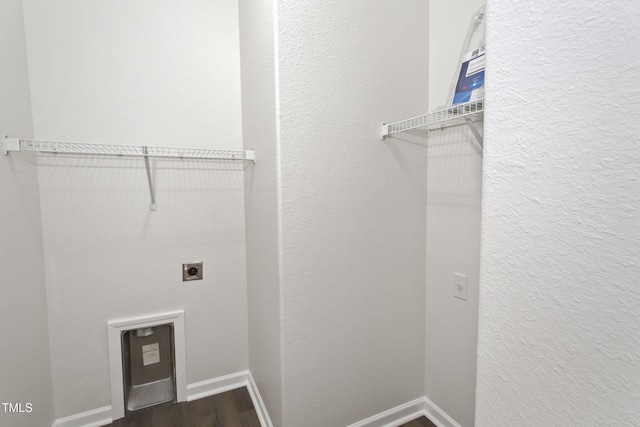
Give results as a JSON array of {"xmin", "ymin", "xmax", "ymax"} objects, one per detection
[{"xmin": 453, "ymin": 272, "xmax": 468, "ymax": 301}]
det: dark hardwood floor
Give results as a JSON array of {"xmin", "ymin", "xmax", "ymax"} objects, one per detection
[
  {"xmin": 106, "ymin": 387, "xmax": 260, "ymax": 427},
  {"xmin": 399, "ymin": 415, "xmax": 438, "ymax": 427},
  {"xmin": 105, "ymin": 386, "xmax": 437, "ymax": 427}
]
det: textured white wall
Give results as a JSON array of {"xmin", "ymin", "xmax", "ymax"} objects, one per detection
[
  {"xmin": 238, "ymin": 0, "xmax": 283, "ymax": 425},
  {"xmin": 0, "ymin": 0, "xmax": 54, "ymax": 425},
  {"xmin": 276, "ymin": 1, "xmax": 429, "ymax": 426},
  {"xmin": 22, "ymin": 0, "xmax": 248, "ymax": 418},
  {"xmin": 425, "ymin": 2, "xmax": 484, "ymax": 426},
  {"xmin": 477, "ymin": 1, "xmax": 640, "ymax": 425}
]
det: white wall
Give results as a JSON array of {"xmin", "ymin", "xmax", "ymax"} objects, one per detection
[
  {"xmin": 425, "ymin": 124, "xmax": 482, "ymax": 427},
  {"xmin": 0, "ymin": 0, "xmax": 54, "ymax": 425},
  {"xmin": 241, "ymin": 2, "xmax": 431, "ymax": 425},
  {"xmin": 21, "ymin": 0, "xmax": 248, "ymax": 419},
  {"xmin": 477, "ymin": 1, "xmax": 640, "ymax": 425},
  {"xmin": 238, "ymin": 0, "xmax": 283, "ymax": 425},
  {"xmin": 425, "ymin": 2, "xmax": 484, "ymax": 426},
  {"xmin": 276, "ymin": 1, "xmax": 429, "ymax": 426}
]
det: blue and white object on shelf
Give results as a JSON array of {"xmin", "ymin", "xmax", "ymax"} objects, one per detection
[
  {"xmin": 452, "ymin": 48, "xmax": 485, "ymax": 105},
  {"xmin": 451, "ymin": 5, "xmax": 486, "ymax": 106}
]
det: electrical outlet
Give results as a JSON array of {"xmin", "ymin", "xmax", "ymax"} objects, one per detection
[
  {"xmin": 453, "ymin": 273, "xmax": 468, "ymax": 301},
  {"xmin": 182, "ymin": 262, "xmax": 203, "ymax": 281}
]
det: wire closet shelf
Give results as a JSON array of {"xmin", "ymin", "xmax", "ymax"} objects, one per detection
[
  {"xmin": 380, "ymin": 98, "xmax": 484, "ymax": 147},
  {"xmin": 2, "ymin": 136, "xmax": 255, "ymax": 211},
  {"xmin": 3, "ymin": 138, "xmax": 255, "ymax": 162}
]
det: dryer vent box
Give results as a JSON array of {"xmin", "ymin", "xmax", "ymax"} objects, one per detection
[{"xmin": 121, "ymin": 324, "xmax": 176, "ymax": 415}]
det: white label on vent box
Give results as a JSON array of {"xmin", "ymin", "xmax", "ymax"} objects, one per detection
[{"xmin": 142, "ymin": 343, "xmax": 160, "ymax": 366}]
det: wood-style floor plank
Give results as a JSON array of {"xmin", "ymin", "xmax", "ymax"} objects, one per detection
[
  {"xmin": 105, "ymin": 387, "xmax": 260, "ymax": 427},
  {"xmin": 105, "ymin": 387, "xmax": 436, "ymax": 427},
  {"xmin": 399, "ymin": 415, "xmax": 438, "ymax": 427}
]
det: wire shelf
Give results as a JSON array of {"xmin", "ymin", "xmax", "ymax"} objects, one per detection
[
  {"xmin": 381, "ymin": 98, "xmax": 484, "ymax": 138},
  {"xmin": 2, "ymin": 136, "xmax": 255, "ymax": 211},
  {"xmin": 8, "ymin": 139, "xmax": 254, "ymax": 161}
]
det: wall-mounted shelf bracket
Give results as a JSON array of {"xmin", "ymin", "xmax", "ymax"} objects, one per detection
[
  {"xmin": 142, "ymin": 146, "xmax": 157, "ymax": 211},
  {"xmin": 463, "ymin": 117, "xmax": 483, "ymax": 148},
  {"xmin": 2, "ymin": 136, "xmax": 20, "ymax": 155},
  {"xmin": 2, "ymin": 135, "xmax": 255, "ymax": 210},
  {"xmin": 381, "ymin": 98, "xmax": 484, "ymax": 149},
  {"xmin": 380, "ymin": 124, "xmax": 391, "ymax": 140}
]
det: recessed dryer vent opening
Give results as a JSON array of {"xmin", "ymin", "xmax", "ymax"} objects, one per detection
[
  {"xmin": 108, "ymin": 311, "xmax": 187, "ymax": 421},
  {"xmin": 122, "ymin": 324, "xmax": 175, "ymax": 414}
]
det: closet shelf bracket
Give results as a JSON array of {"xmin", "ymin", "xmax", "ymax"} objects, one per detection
[
  {"xmin": 464, "ymin": 117, "xmax": 483, "ymax": 148},
  {"xmin": 2, "ymin": 137, "xmax": 20, "ymax": 155},
  {"xmin": 381, "ymin": 98, "xmax": 484, "ymax": 148},
  {"xmin": 142, "ymin": 146, "xmax": 157, "ymax": 211},
  {"xmin": 2, "ymin": 135, "xmax": 256, "ymax": 211}
]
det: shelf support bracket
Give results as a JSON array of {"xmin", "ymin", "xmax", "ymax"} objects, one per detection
[
  {"xmin": 2, "ymin": 135, "xmax": 20, "ymax": 155},
  {"xmin": 380, "ymin": 124, "xmax": 390, "ymax": 140},
  {"xmin": 245, "ymin": 149, "xmax": 256, "ymax": 162},
  {"xmin": 464, "ymin": 117, "xmax": 483, "ymax": 149},
  {"xmin": 143, "ymin": 146, "xmax": 157, "ymax": 211}
]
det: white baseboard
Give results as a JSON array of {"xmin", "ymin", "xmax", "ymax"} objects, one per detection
[
  {"xmin": 51, "ymin": 406, "xmax": 112, "ymax": 427},
  {"xmin": 51, "ymin": 377, "xmax": 458, "ymax": 427},
  {"xmin": 346, "ymin": 397, "xmax": 427, "ymax": 427},
  {"xmin": 52, "ymin": 370, "xmax": 273, "ymax": 427},
  {"xmin": 246, "ymin": 371, "xmax": 274, "ymax": 427},
  {"xmin": 423, "ymin": 396, "xmax": 462, "ymax": 427},
  {"xmin": 186, "ymin": 370, "xmax": 250, "ymax": 402},
  {"xmin": 345, "ymin": 396, "xmax": 462, "ymax": 427},
  {"xmin": 187, "ymin": 370, "xmax": 272, "ymax": 427}
]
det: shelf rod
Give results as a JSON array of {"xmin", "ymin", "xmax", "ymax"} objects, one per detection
[{"xmin": 142, "ymin": 146, "xmax": 157, "ymax": 211}]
